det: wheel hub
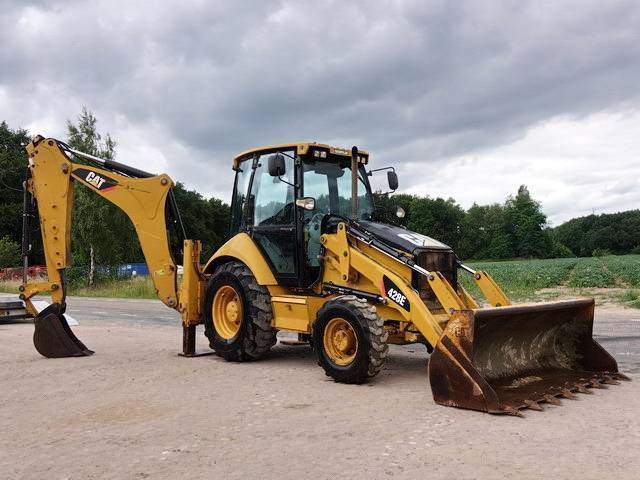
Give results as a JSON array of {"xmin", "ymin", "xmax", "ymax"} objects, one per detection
[
  {"xmin": 323, "ymin": 317, "xmax": 358, "ymax": 366},
  {"xmin": 212, "ymin": 285, "xmax": 243, "ymax": 340}
]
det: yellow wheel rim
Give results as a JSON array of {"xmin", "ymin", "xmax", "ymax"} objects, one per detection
[
  {"xmin": 323, "ymin": 317, "xmax": 358, "ymax": 366},
  {"xmin": 213, "ymin": 285, "xmax": 243, "ymax": 340}
]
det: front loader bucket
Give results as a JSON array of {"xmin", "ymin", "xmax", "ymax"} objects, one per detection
[
  {"xmin": 428, "ymin": 299, "xmax": 628, "ymax": 415},
  {"xmin": 33, "ymin": 303, "xmax": 93, "ymax": 358}
]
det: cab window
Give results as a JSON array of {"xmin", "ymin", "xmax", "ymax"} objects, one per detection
[
  {"xmin": 251, "ymin": 151, "xmax": 295, "ymax": 226},
  {"xmin": 229, "ymin": 159, "xmax": 253, "ymax": 234}
]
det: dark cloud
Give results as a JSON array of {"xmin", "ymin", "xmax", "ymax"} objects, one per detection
[{"xmin": 1, "ymin": 0, "xmax": 640, "ymax": 213}]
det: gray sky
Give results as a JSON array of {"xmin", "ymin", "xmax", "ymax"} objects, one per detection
[{"xmin": 1, "ymin": 0, "xmax": 639, "ymax": 225}]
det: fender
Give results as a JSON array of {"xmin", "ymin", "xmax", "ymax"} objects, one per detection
[{"xmin": 203, "ymin": 232, "xmax": 277, "ymax": 285}]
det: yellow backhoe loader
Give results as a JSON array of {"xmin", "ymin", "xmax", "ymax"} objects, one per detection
[{"xmin": 16, "ymin": 135, "xmax": 628, "ymax": 415}]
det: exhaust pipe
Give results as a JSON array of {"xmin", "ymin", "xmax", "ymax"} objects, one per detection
[{"xmin": 351, "ymin": 146, "xmax": 358, "ymax": 219}]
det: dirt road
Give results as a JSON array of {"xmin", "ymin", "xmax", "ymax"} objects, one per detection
[{"xmin": 1, "ymin": 296, "xmax": 638, "ymax": 479}]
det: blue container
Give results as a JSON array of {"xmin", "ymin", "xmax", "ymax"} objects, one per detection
[{"xmin": 117, "ymin": 263, "xmax": 149, "ymax": 277}]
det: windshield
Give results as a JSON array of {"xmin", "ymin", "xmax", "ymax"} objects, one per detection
[{"xmin": 303, "ymin": 159, "xmax": 373, "ymax": 220}]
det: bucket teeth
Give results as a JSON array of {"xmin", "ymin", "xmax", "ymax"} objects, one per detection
[
  {"xmin": 560, "ymin": 388, "xmax": 577, "ymax": 399},
  {"xmin": 612, "ymin": 372, "xmax": 631, "ymax": 381},
  {"xmin": 576, "ymin": 385, "xmax": 593, "ymax": 394},
  {"xmin": 602, "ymin": 375, "xmax": 621, "ymax": 385},
  {"xmin": 543, "ymin": 394, "xmax": 562, "ymax": 406},
  {"xmin": 524, "ymin": 400, "xmax": 544, "ymax": 411},
  {"xmin": 590, "ymin": 380, "xmax": 607, "ymax": 389},
  {"xmin": 502, "ymin": 406, "xmax": 524, "ymax": 417}
]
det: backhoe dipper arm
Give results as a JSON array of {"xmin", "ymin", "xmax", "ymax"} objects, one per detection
[{"xmin": 22, "ymin": 137, "xmax": 179, "ymax": 310}]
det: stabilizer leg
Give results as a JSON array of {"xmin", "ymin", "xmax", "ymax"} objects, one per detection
[{"xmin": 179, "ymin": 324, "xmax": 215, "ymax": 357}]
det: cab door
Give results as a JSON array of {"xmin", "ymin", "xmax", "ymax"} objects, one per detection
[{"xmin": 248, "ymin": 150, "xmax": 299, "ymax": 285}]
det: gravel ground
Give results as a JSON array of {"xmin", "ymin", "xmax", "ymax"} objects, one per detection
[{"xmin": 0, "ymin": 296, "xmax": 638, "ymax": 480}]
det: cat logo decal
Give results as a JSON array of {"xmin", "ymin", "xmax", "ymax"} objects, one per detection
[{"xmin": 72, "ymin": 168, "xmax": 118, "ymax": 192}]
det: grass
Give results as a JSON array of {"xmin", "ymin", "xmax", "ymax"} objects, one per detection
[
  {"xmin": 600, "ymin": 255, "xmax": 640, "ymax": 287},
  {"xmin": 460, "ymin": 257, "xmax": 579, "ymax": 300},
  {"xmin": 460, "ymin": 255, "xmax": 640, "ymax": 307},
  {"xmin": 0, "ymin": 276, "xmax": 157, "ymax": 300},
  {"xmin": 459, "ymin": 257, "xmax": 579, "ymax": 301},
  {"xmin": 567, "ymin": 257, "xmax": 618, "ymax": 288},
  {"xmin": 615, "ymin": 289, "xmax": 640, "ymax": 309},
  {"xmin": 2, "ymin": 255, "xmax": 639, "ymax": 308},
  {"xmin": 68, "ymin": 276, "xmax": 157, "ymax": 299}
]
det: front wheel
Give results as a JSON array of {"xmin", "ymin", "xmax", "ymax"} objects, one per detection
[{"xmin": 313, "ymin": 295, "xmax": 388, "ymax": 384}]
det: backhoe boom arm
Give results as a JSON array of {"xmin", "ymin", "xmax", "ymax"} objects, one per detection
[{"xmin": 22, "ymin": 137, "xmax": 179, "ymax": 309}]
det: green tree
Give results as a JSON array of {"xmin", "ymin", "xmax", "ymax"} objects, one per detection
[
  {"xmin": 0, "ymin": 236, "xmax": 21, "ymax": 268},
  {"xmin": 458, "ymin": 203, "xmax": 514, "ymax": 260},
  {"xmin": 407, "ymin": 196, "xmax": 466, "ymax": 251},
  {"xmin": 66, "ymin": 107, "xmax": 141, "ymax": 285},
  {"xmin": 371, "ymin": 192, "xmax": 412, "ymax": 226},
  {"xmin": 0, "ymin": 122, "xmax": 29, "ymax": 245},
  {"xmin": 0, "ymin": 122, "xmax": 46, "ymax": 264},
  {"xmin": 553, "ymin": 210, "xmax": 640, "ymax": 256},
  {"xmin": 171, "ymin": 183, "xmax": 230, "ymax": 259},
  {"xmin": 504, "ymin": 185, "xmax": 553, "ymax": 258}
]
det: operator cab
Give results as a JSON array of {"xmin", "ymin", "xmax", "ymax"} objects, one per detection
[{"xmin": 230, "ymin": 143, "xmax": 397, "ymax": 287}]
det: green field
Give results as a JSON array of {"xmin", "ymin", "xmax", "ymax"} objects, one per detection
[
  {"xmin": 2, "ymin": 255, "xmax": 640, "ymax": 308},
  {"xmin": 460, "ymin": 255, "xmax": 640, "ymax": 308}
]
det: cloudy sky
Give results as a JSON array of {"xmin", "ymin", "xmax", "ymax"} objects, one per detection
[{"xmin": 1, "ymin": 0, "xmax": 639, "ymax": 225}]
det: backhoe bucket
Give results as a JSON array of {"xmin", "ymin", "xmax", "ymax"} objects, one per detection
[
  {"xmin": 33, "ymin": 303, "xmax": 93, "ymax": 358},
  {"xmin": 428, "ymin": 299, "xmax": 627, "ymax": 415}
]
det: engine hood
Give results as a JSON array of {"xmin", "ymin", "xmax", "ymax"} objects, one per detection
[{"xmin": 357, "ymin": 220, "xmax": 452, "ymax": 255}]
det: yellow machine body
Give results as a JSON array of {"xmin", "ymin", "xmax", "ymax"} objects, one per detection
[{"xmin": 21, "ymin": 136, "xmax": 627, "ymax": 414}]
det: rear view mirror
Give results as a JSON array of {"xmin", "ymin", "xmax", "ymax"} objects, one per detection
[
  {"xmin": 295, "ymin": 197, "xmax": 316, "ymax": 211},
  {"xmin": 268, "ymin": 153, "xmax": 286, "ymax": 177},
  {"xmin": 387, "ymin": 170, "xmax": 399, "ymax": 191}
]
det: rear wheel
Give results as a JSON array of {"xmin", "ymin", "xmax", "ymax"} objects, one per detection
[
  {"xmin": 313, "ymin": 295, "xmax": 388, "ymax": 384},
  {"xmin": 204, "ymin": 261, "xmax": 277, "ymax": 361}
]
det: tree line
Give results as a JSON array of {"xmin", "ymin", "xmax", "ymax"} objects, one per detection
[
  {"xmin": 1, "ymin": 111, "xmax": 638, "ymax": 276},
  {"xmin": 374, "ymin": 191, "xmax": 639, "ymax": 260},
  {"xmin": 553, "ymin": 210, "xmax": 640, "ymax": 257},
  {"xmin": 373, "ymin": 187, "xmax": 570, "ymax": 260}
]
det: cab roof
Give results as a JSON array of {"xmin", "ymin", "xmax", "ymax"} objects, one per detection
[{"xmin": 232, "ymin": 142, "xmax": 369, "ymax": 169}]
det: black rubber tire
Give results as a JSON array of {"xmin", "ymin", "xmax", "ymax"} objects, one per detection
[
  {"xmin": 203, "ymin": 261, "xmax": 277, "ymax": 361},
  {"xmin": 313, "ymin": 295, "xmax": 388, "ymax": 384}
]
